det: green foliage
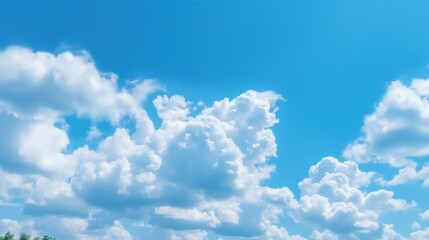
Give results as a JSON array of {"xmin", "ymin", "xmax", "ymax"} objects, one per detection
[
  {"xmin": 0, "ymin": 232, "xmax": 14, "ymax": 240},
  {"xmin": 18, "ymin": 233, "xmax": 30, "ymax": 240},
  {"xmin": 42, "ymin": 236, "xmax": 55, "ymax": 240},
  {"xmin": 0, "ymin": 233, "xmax": 54, "ymax": 240}
]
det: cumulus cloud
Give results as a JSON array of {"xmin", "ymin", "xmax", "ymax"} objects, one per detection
[
  {"xmin": 0, "ymin": 169, "xmax": 32, "ymax": 201},
  {"xmin": 0, "ymin": 219, "xmax": 37, "ymax": 238},
  {"xmin": 344, "ymin": 80, "xmax": 429, "ymax": 167},
  {"xmin": 290, "ymin": 157, "xmax": 412, "ymax": 239},
  {"xmin": 311, "ymin": 229, "xmax": 339, "ymax": 240},
  {"xmin": 412, "ymin": 221, "xmax": 422, "ymax": 231},
  {"xmin": 87, "ymin": 126, "xmax": 102, "ymax": 141},
  {"xmin": 379, "ymin": 164, "xmax": 429, "ymax": 187},
  {"xmin": 420, "ymin": 209, "xmax": 429, "ymax": 221},
  {"xmin": 381, "ymin": 224, "xmax": 405, "ymax": 240},
  {"xmin": 22, "ymin": 176, "xmax": 89, "ymax": 217},
  {"xmin": 68, "ymin": 90, "xmax": 296, "ymax": 238},
  {"xmin": 169, "ymin": 230, "xmax": 208, "ymax": 240},
  {"xmin": 0, "ymin": 46, "xmax": 161, "ymax": 220},
  {"xmin": 0, "ymin": 46, "xmax": 160, "ymax": 179},
  {"xmin": 0, "ymin": 46, "xmax": 158, "ymax": 122},
  {"xmin": 343, "ymin": 79, "xmax": 429, "ymax": 187},
  {"xmin": 410, "ymin": 227, "xmax": 429, "ymax": 240},
  {"xmin": 0, "ymin": 112, "xmax": 73, "ymax": 177},
  {"xmin": 25, "ymin": 217, "xmax": 133, "ymax": 240}
]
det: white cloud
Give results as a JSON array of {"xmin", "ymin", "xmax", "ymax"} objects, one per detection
[
  {"xmin": 311, "ymin": 229, "xmax": 339, "ymax": 240},
  {"xmin": 343, "ymin": 78, "xmax": 429, "ymax": 190},
  {"xmin": 0, "ymin": 112, "xmax": 74, "ymax": 177},
  {"xmin": 153, "ymin": 95, "xmax": 191, "ymax": 122},
  {"xmin": 0, "ymin": 169, "xmax": 32, "ymax": 201},
  {"xmin": 155, "ymin": 206, "xmax": 221, "ymax": 228},
  {"xmin": 0, "ymin": 54, "xmax": 290, "ymax": 238},
  {"xmin": 379, "ymin": 164, "xmax": 429, "ymax": 187},
  {"xmin": 420, "ymin": 209, "xmax": 429, "ymax": 221},
  {"xmin": 59, "ymin": 218, "xmax": 88, "ymax": 237},
  {"xmin": 381, "ymin": 224, "xmax": 405, "ymax": 240},
  {"xmin": 263, "ymin": 225, "xmax": 305, "ymax": 240},
  {"xmin": 87, "ymin": 126, "xmax": 102, "ymax": 141},
  {"xmin": 0, "ymin": 46, "xmax": 159, "ymax": 179},
  {"xmin": 101, "ymin": 220, "xmax": 133, "ymax": 240},
  {"xmin": 362, "ymin": 190, "xmax": 412, "ymax": 213},
  {"xmin": 68, "ymin": 89, "xmax": 288, "ymax": 239},
  {"xmin": 410, "ymin": 227, "xmax": 429, "ymax": 240},
  {"xmin": 344, "ymin": 79, "xmax": 429, "ymax": 169},
  {"xmin": 0, "ymin": 219, "xmax": 38, "ymax": 238},
  {"xmin": 291, "ymin": 157, "xmax": 412, "ymax": 239},
  {"xmin": 170, "ymin": 230, "xmax": 208, "ymax": 240},
  {"xmin": 0, "ymin": 170, "xmax": 88, "ymax": 217},
  {"xmin": 22, "ymin": 176, "xmax": 89, "ymax": 217},
  {"xmin": 36, "ymin": 217, "xmax": 133, "ymax": 240},
  {"xmin": 0, "ymin": 46, "xmax": 159, "ymax": 122},
  {"xmin": 18, "ymin": 119, "xmax": 73, "ymax": 177},
  {"xmin": 412, "ymin": 221, "xmax": 421, "ymax": 231}
]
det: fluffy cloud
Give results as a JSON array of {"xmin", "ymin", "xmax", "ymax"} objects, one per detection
[
  {"xmin": 22, "ymin": 176, "xmax": 89, "ymax": 217},
  {"xmin": 344, "ymin": 80, "xmax": 429, "ymax": 166},
  {"xmin": 0, "ymin": 219, "xmax": 37, "ymax": 237},
  {"xmin": 290, "ymin": 157, "xmax": 412, "ymax": 239},
  {"xmin": 0, "ymin": 112, "xmax": 73, "ymax": 177},
  {"xmin": 344, "ymin": 79, "xmax": 429, "ymax": 187},
  {"xmin": 378, "ymin": 166, "xmax": 429, "ymax": 187},
  {"xmin": 20, "ymin": 217, "xmax": 132, "ymax": 240},
  {"xmin": 87, "ymin": 126, "xmax": 102, "ymax": 141},
  {"xmin": 0, "ymin": 169, "xmax": 32, "ymax": 201},
  {"xmin": 0, "ymin": 46, "xmax": 160, "ymax": 179},
  {"xmin": 311, "ymin": 229, "xmax": 339, "ymax": 240},
  {"xmin": 0, "ymin": 169, "xmax": 88, "ymax": 217},
  {"xmin": 69, "ymin": 90, "xmax": 296, "ymax": 238},
  {"xmin": 410, "ymin": 228, "xmax": 429, "ymax": 240},
  {"xmin": 0, "ymin": 46, "xmax": 158, "ymax": 122},
  {"xmin": 169, "ymin": 230, "xmax": 208, "ymax": 240},
  {"xmin": 420, "ymin": 209, "xmax": 429, "ymax": 221},
  {"xmin": 100, "ymin": 220, "xmax": 133, "ymax": 240},
  {"xmin": 0, "ymin": 46, "xmax": 161, "ymax": 222}
]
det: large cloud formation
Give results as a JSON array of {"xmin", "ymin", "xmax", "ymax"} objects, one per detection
[
  {"xmin": 0, "ymin": 46, "xmax": 304, "ymax": 239},
  {"xmin": 0, "ymin": 46, "xmax": 421, "ymax": 239}
]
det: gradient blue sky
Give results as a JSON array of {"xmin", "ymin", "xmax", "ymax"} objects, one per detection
[{"xmin": 1, "ymin": 1, "xmax": 429, "ymax": 239}]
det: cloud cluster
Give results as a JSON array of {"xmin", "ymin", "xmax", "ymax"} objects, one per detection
[
  {"xmin": 0, "ymin": 46, "xmax": 426, "ymax": 239},
  {"xmin": 0, "ymin": 46, "xmax": 159, "ymax": 178},
  {"xmin": 0, "ymin": 46, "xmax": 304, "ymax": 239},
  {"xmin": 67, "ymin": 88, "xmax": 294, "ymax": 238},
  {"xmin": 290, "ymin": 157, "xmax": 411, "ymax": 239}
]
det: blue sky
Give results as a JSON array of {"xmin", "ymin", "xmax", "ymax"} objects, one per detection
[{"xmin": 1, "ymin": 1, "xmax": 429, "ymax": 239}]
